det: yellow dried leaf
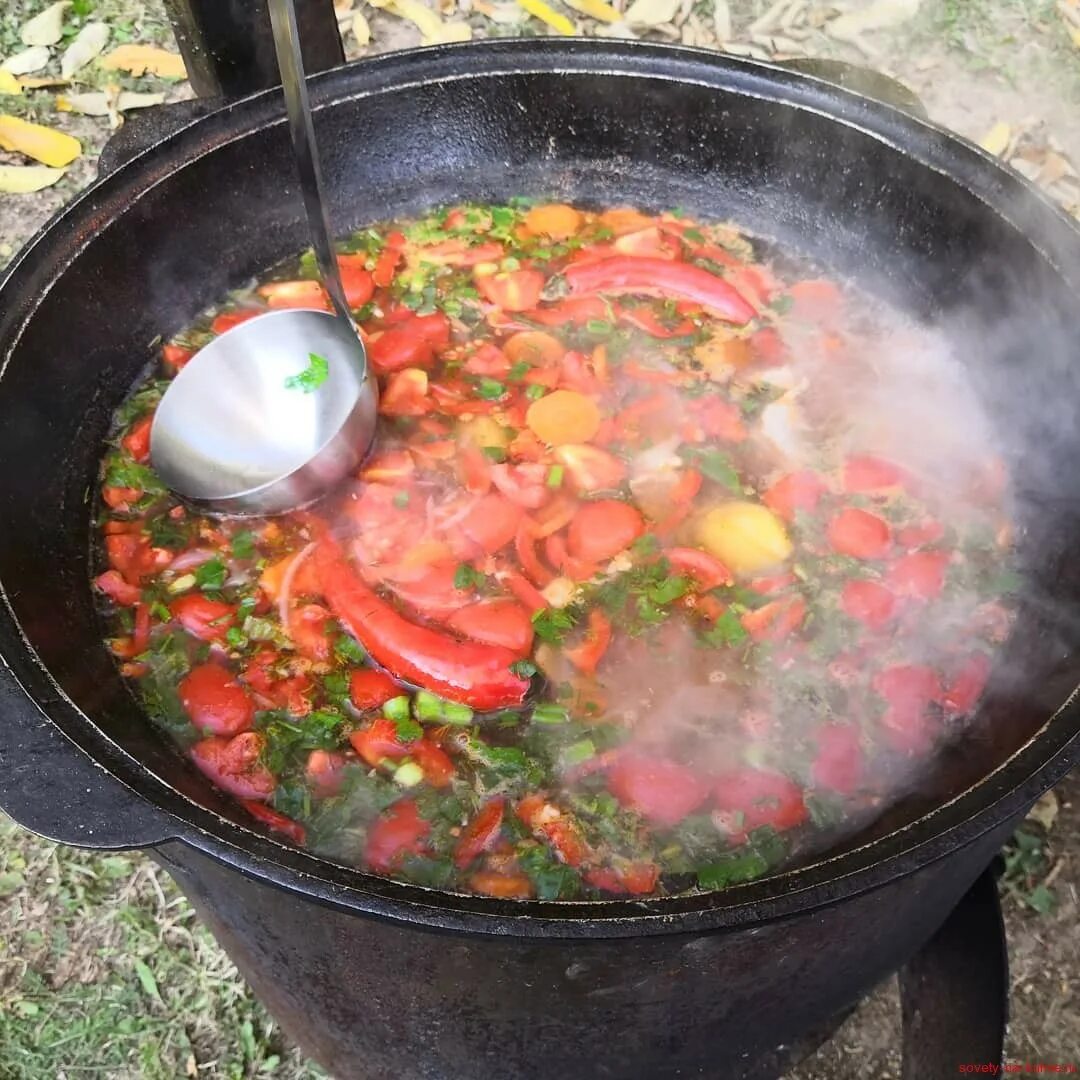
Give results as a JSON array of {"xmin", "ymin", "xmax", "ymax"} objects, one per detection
[
  {"xmin": 0, "ymin": 114, "xmax": 81, "ymax": 167},
  {"xmin": 623, "ymin": 0, "xmax": 681, "ymax": 25},
  {"xmin": 21, "ymin": 2, "xmax": 70, "ymax": 47},
  {"xmin": 1026, "ymin": 790, "xmax": 1059, "ymax": 832},
  {"xmin": 474, "ymin": 1, "xmax": 527, "ymax": 23},
  {"xmin": 61, "ymin": 21, "xmax": 109, "ymax": 79},
  {"xmin": 0, "ymin": 70, "xmax": 21, "ymax": 95},
  {"xmin": 1070, "ymin": 25, "xmax": 1080, "ymax": 47},
  {"xmin": 376, "ymin": 0, "xmax": 473, "ymax": 43},
  {"xmin": 56, "ymin": 91, "xmax": 109, "ymax": 115},
  {"xmin": 516, "ymin": 0, "xmax": 576, "ymax": 33},
  {"xmin": 0, "ymin": 164, "xmax": 66, "ymax": 193},
  {"xmin": 352, "ymin": 10, "xmax": 372, "ymax": 44},
  {"xmin": 18, "ymin": 75, "xmax": 69, "ymax": 89},
  {"xmin": 979, "ymin": 122, "xmax": 1011, "ymax": 157},
  {"xmin": 101, "ymin": 44, "xmax": 187, "ymax": 80},
  {"xmin": 827, "ymin": 0, "xmax": 919, "ymax": 41},
  {"xmin": 562, "ymin": 0, "xmax": 621, "ymax": 22},
  {"xmin": 1, "ymin": 46, "xmax": 52, "ymax": 76}
]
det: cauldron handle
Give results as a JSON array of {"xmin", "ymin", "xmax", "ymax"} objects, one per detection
[{"xmin": 898, "ymin": 866, "xmax": 1008, "ymax": 1076}]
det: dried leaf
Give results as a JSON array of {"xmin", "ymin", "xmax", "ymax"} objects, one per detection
[
  {"xmin": 563, "ymin": 0, "xmax": 622, "ymax": 22},
  {"xmin": 351, "ymin": 10, "xmax": 372, "ymax": 44},
  {"xmin": 392, "ymin": 0, "xmax": 474, "ymax": 41},
  {"xmin": 1026, "ymin": 790, "xmax": 1059, "ymax": 833},
  {"xmin": 827, "ymin": 0, "xmax": 919, "ymax": 41},
  {"xmin": 19, "ymin": 75, "xmax": 69, "ymax": 88},
  {"xmin": 101, "ymin": 44, "xmax": 187, "ymax": 80},
  {"xmin": 56, "ymin": 91, "xmax": 108, "ymax": 115},
  {"xmin": 474, "ymin": 0, "xmax": 527, "ymax": 22},
  {"xmin": 21, "ymin": 2, "xmax": 71, "ymax": 47},
  {"xmin": 1, "ymin": 45, "xmax": 52, "ymax": 76},
  {"xmin": 1070, "ymin": 25, "xmax": 1080, "ymax": 47},
  {"xmin": 713, "ymin": 0, "xmax": 732, "ymax": 40},
  {"xmin": 749, "ymin": 0, "xmax": 792, "ymax": 34},
  {"xmin": 0, "ymin": 114, "xmax": 81, "ymax": 167},
  {"xmin": 979, "ymin": 121, "xmax": 1011, "ymax": 157},
  {"xmin": 116, "ymin": 91, "xmax": 166, "ymax": 111},
  {"xmin": 60, "ymin": 21, "xmax": 109, "ymax": 78},
  {"xmin": 0, "ymin": 164, "xmax": 66, "ymax": 193},
  {"xmin": 516, "ymin": 0, "xmax": 576, "ymax": 32},
  {"xmin": 0, "ymin": 70, "xmax": 21, "ymax": 96},
  {"xmin": 1038, "ymin": 151, "xmax": 1072, "ymax": 185},
  {"xmin": 624, "ymin": 0, "xmax": 680, "ymax": 25}
]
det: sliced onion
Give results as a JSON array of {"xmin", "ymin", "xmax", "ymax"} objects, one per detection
[
  {"xmin": 168, "ymin": 547, "xmax": 217, "ymax": 572},
  {"xmin": 277, "ymin": 541, "xmax": 316, "ymax": 629}
]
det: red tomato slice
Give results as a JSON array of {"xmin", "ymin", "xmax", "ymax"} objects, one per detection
[
  {"xmin": 567, "ymin": 500, "xmax": 644, "ymax": 563},
  {"xmin": 447, "ymin": 598, "xmax": 534, "ymax": 655},
  {"xmin": 490, "ymin": 462, "xmax": 550, "ymax": 509},
  {"xmin": 464, "ymin": 342, "xmax": 512, "ymax": 377},
  {"xmin": 470, "ymin": 871, "xmax": 533, "ymax": 898},
  {"xmin": 306, "ymin": 749, "xmax": 348, "ymax": 797},
  {"xmin": 455, "ymin": 798, "xmax": 506, "ymax": 868},
  {"xmin": 665, "ymin": 547, "xmax": 734, "ymax": 591},
  {"xmin": 337, "ymin": 254, "xmax": 375, "ymax": 309},
  {"xmin": 475, "ymin": 268, "xmax": 546, "ymax": 311},
  {"xmin": 163, "ymin": 343, "xmax": 194, "ymax": 371},
  {"xmin": 840, "ymin": 579, "xmax": 897, "ymax": 630},
  {"xmin": 369, "ymin": 327, "xmax": 436, "ymax": 374},
  {"xmin": 365, "ymin": 799, "xmax": 430, "ymax": 872},
  {"xmin": 456, "ymin": 494, "xmax": 524, "ymax": 557},
  {"xmin": 714, "ymin": 768, "xmax": 808, "ymax": 832},
  {"xmin": 762, "ymin": 471, "xmax": 827, "ymax": 521},
  {"xmin": 607, "ymin": 753, "xmax": 710, "ymax": 826},
  {"xmin": 411, "ymin": 739, "xmax": 455, "ymax": 788},
  {"xmin": 564, "ymin": 609, "xmax": 612, "ymax": 675},
  {"xmin": 349, "ymin": 716, "xmax": 412, "ymax": 768},
  {"xmin": 690, "ymin": 396, "xmax": 747, "ymax": 443},
  {"xmin": 386, "ymin": 562, "xmax": 473, "ymax": 620},
  {"xmin": 95, "ymin": 569, "xmax": 142, "ymax": 607},
  {"xmin": 553, "ymin": 444, "xmax": 627, "ymax": 493},
  {"xmin": 873, "ymin": 664, "xmax": 943, "ymax": 753},
  {"xmin": 241, "ymin": 801, "xmax": 306, "ymax": 845},
  {"xmin": 810, "ymin": 725, "xmax": 863, "ymax": 795},
  {"xmin": 827, "ymin": 508, "xmax": 892, "ymax": 560},
  {"xmin": 179, "ymin": 663, "xmax": 255, "ymax": 736},
  {"xmin": 372, "ymin": 243, "xmax": 402, "ymax": 289},
  {"xmin": 211, "ymin": 310, "xmax": 260, "ymax": 335},
  {"xmin": 942, "ymin": 653, "xmax": 991, "ymax": 715},
  {"xmin": 171, "ymin": 594, "xmax": 236, "ymax": 643},
  {"xmin": 258, "ymin": 279, "xmax": 331, "ymax": 311},
  {"xmin": 287, "ymin": 602, "xmax": 333, "ymax": 662},
  {"xmin": 897, "ymin": 519, "xmax": 944, "ymax": 550},
  {"xmin": 514, "ymin": 519, "xmax": 553, "ymax": 588},
  {"xmin": 349, "ymin": 668, "xmax": 402, "ymax": 711},
  {"xmin": 122, "ymin": 415, "xmax": 154, "ymax": 463},
  {"xmin": 842, "ymin": 454, "xmax": 908, "ymax": 493},
  {"xmin": 887, "ymin": 550, "xmax": 950, "ymax": 600},
  {"xmin": 740, "ymin": 596, "xmax": 807, "ymax": 642},
  {"xmin": 516, "ymin": 795, "xmax": 590, "ymax": 867},
  {"xmin": 189, "ymin": 733, "xmax": 275, "ymax": 801}
]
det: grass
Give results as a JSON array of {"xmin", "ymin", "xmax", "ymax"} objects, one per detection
[{"xmin": 0, "ymin": 815, "xmax": 325, "ymax": 1080}]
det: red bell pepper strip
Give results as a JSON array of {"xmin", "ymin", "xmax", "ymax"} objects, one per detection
[
  {"xmin": 564, "ymin": 257, "xmax": 756, "ymax": 325},
  {"xmin": 563, "ymin": 609, "xmax": 612, "ymax": 675},
  {"xmin": 313, "ymin": 535, "xmax": 529, "ymax": 710}
]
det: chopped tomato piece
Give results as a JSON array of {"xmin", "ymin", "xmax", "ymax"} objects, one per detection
[
  {"xmin": 287, "ymin": 602, "xmax": 333, "ymax": 662},
  {"xmin": 714, "ymin": 768, "xmax": 808, "ymax": 832},
  {"xmin": 379, "ymin": 368, "xmax": 430, "ymax": 416},
  {"xmin": 211, "ymin": 310, "xmax": 260, "ymax": 335},
  {"xmin": 365, "ymin": 800, "xmax": 430, "ymax": 872},
  {"xmin": 942, "ymin": 653, "xmax": 991, "ymax": 715},
  {"xmin": 411, "ymin": 739, "xmax": 455, "ymax": 788},
  {"xmin": 873, "ymin": 664, "xmax": 943, "ymax": 753},
  {"xmin": 170, "ymin": 594, "xmax": 235, "ymax": 643},
  {"xmin": 827, "ymin": 508, "xmax": 891, "ymax": 560},
  {"xmin": 306, "ymin": 749, "xmax": 348, "ymax": 797},
  {"xmin": 455, "ymin": 494, "xmax": 524, "ymax": 557},
  {"xmin": 475, "ymin": 268, "xmax": 545, "ymax": 311},
  {"xmin": 369, "ymin": 326, "xmax": 435, "ymax": 374},
  {"xmin": 887, "ymin": 550, "xmax": 950, "ymax": 600},
  {"xmin": 897, "ymin": 519, "xmax": 944, "ymax": 550},
  {"xmin": 514, "ymin": 518, "xmax": 553, "ymax": 588},
  {"xmin": 122, "ymin": 415, "xmax": 154, "ymax": 463},
  {"xmin": 553, "ymin": 444, "xmax": 626, "ymax": 493},
  {"xmin": 179, "ymin": 663, "xmax": 255, "ymax": 736},
  {"xmin": 564, "ymin": 609, "xmax": 612, "ymax": 675},
  {"xmin": 95, "ymin": 569, "xmax": 141, "ymax": 607},
  {"xmin": 448, "ymin": 598, "xmax": 534, "ymax": 655},
  {"xmin": 740, "ymin": 596, "xmax": 806, "ymax": 642},
  {"xmin": 517, "ymin": 795, "xmax": 590, "ymax": 867},
  {"xmin": 349, "ymin": 668, "xmax": 402, "ymax": 711},
  {"xmin": 490, "ymin": 462, "xmax": 550, "ymax": 509},
  {"xmin": 258, "ymin": 279, "xmax": 331, "ymax": 311},
  {"xmin": 241, "ymin": 801, "xmax": 306, "ymax": 845},
  {"xmin": 568, "ymin": 500, "xmax": 644, "ymax": 563},
  {"xmin": 665, "ymin": 547, "xmax": 734, "ymax": 591},
  {"xmin": 762, "ymin": 471, "xmax": 827, "ymax": 521},
  {"xmin": 607, "ymin": 753, "xmax": 710, "ymax": 826},
  {"xmin": 840, "ymin": 579, "xmax": 896, "ymax": 630},
  {"xmin": 842, "ymin": 454, "xmax": 908, "ymax": 493},
  {"xmin": 162, "ymin": 343, "xmax": 194, "ymax": 371},
  {"xmin": 189, "ymin": 732, "xmax": 275, "ymax": 801},
  {"xmin": 455, "ymin": 799, "xmax": 506, "ymax": 868},
  {"xmin": 337, "ymin": 254, "xmax": 376, "ymax": 309},
  {"xmin": 469, "ymin": 871, "xmax": 533, "ymax": 898},
  {"xmin": 349, "ymin": 716, "xmax": 412, "ymax": 768}
]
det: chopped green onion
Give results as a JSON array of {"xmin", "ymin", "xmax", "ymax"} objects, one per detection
[
  {"xmin": 383, "ymin": 695, "xmax": 412, "ymax": 723},
  {"xmin": 532, "ymin": 703, "xmax": 569, "ymax": 725},
  {"xmin": 167, "ymin": 573, "xmax": 196, "ymax": 595},
  {"xmin": 414, "ymin": 690, "xmax": 474, "ymax": 726},
  {"xmin": 586, "ymin": 319, "xmax": 613, "ymax": 336},
  {"xmin": 444, "ymin": 702, "xmax": 474, "ymax": 726},
  {"xmin": 509, "ymin": 659, "xmax": 537, "ymax": 679},
  {"xmin": 393, "ymin": 761, "xmax": 425, "ymax": 788},
  {"xmin": 507, "ymin": 361, "xmax": 531, "ymax": 382},
  {"xmin": 526, "ymin": 384, "xmax": 546, "ymax": 401},
  {"xmin": 563, "ymin": 738, "xmax": 596, "ymax": 765},
  {"xmin": 476, "ymin": 378, "xmax": 506, "ymax": 400},
  {"xmin": 231, "ymin": 530, "xmax": 257, "ymax": 559},
  {"xmin": 393, "ymin": 491, "xmax": 410, "ymax": 509},
  {"xmin": 546, "ymin": 465, "xmax": 564, "ymax": 489},
  {"xmin": 225, "ymin": 627, "xmax": 247, "ymax": 649}
]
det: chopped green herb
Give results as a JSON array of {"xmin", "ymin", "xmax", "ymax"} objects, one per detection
[
  {"xmin": 393, "ymin": 490, "xmax": 411, "ymax": 509},
  {"xmin": 507, "ymin": 361, "xmax": 531, "ymax": 382},
  {"xmin": 684, "ymin": 448, "xmax": 741, "ymax": 493},
  {"xmin": 769, "ymin": 294, "xmax": 794, "ymax": 315},
  {"xmin": 230, "ymin": 530, "xmax": 257, "ymax": 560},
  {"xmin": 701, "ymin": 609, "xmax": 748, "ymax": 647},
  {"xmin": 104, "ymin": 457, "xmax": 166, "ymax": 498},
  {"xmin": 335, "ymin": 636, "xmax": 366, "ymax": 664},
  {"xmin": 526, "ymin": 384, "xmax": 546, "ymax": 401},
  {"xmin": 194, "ymin": 558, "xmax": 227, "ymax": 592},
  {"xmin": 475, "ymin": 377, "xmax": 506, "ymax": 400},
  {"xmin": 391, "ymin": 715, "xmax": 424, "ymax": 743},
  {"xmin": 632, "ymin": 533, "xmax": 661, "ymax": 557},
  {"xmin": 224, "ymin": 627, "xmax": 247, "ymax": 650},
  {"xmin": 532, "ymin": 606, "xmax": 578, "ymax": 644},
  {"xmin": 454, "ymin": 563, "xmax": 486, "ymax": 590},
  {"xmin": 510, "ymin": 659, "xmax": 537, "ymax": 679},
  {"xmin": 284, "ymin": 352, "xmax": 329, "ymax": 393},
  {"xmin": 481, "ymin": 445, "xmax": 508, "ymax": 463},
  {"xmin": 147, "ymin": 514, "xmax": 191, "ymax": 550}
]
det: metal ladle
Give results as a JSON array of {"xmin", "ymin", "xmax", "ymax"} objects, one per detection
[{"xmin": 150, "ymin": 0, "xmax": 377, "ymax": 517}]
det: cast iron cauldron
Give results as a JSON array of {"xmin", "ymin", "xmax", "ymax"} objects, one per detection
[{"xmin": 2, "ymin": 36, "xmax": 1080, "ymax": 1079}]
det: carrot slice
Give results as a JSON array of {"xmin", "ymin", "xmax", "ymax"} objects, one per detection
[
  {"xmin": 523, "ymin": 203, "xmax": 582, "ymax": 240},
  {"xmin": 526, "ymin": 389, "xmax": 602, "ymax": 446},
  {"xmin": 503, "ymin": 330, "xmax": 565, "ymax": 368}
]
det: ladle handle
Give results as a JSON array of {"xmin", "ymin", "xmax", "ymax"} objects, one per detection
[{"xmin": 267, "ymin": 0, "xmax": 353, "ymax": 326}]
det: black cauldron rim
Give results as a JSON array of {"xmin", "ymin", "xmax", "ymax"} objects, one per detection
[{"xmin": 2, "ymin": 39, "xmax": 1079, "ymax": 938}]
